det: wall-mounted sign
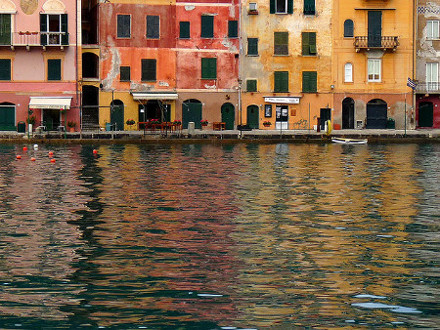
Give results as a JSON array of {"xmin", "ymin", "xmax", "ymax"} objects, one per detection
[{"xmin": 264, "ymin": 97, "xmax": 300, "ymax": 104}]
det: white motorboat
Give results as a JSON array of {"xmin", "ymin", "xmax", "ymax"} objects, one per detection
[{"xmin": 331, "ymin": 137, "xmax": 368, "ymax": 145}]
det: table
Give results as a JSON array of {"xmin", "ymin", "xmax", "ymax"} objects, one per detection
[{"xmin": 212, "ymin": 122, "xmax": 226, "ymax": 131}]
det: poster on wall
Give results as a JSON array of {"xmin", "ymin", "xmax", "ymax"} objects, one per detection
[{"xmin": 265, "ymin": 104, "xmax": 272, "ymax": 117}]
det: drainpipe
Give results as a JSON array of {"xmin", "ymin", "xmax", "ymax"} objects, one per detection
[
  {"xmin": 413, "ymin": 0, "xmax": 417, "ymax": 129},
  {"xmin": 238, "ymin": 0, "xmax": 242, "ymax": 137}
]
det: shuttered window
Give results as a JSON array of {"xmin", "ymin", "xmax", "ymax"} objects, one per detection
[
  {"xmin": 40, "ymin": 14, "xmax": 68, "ymax": 45},
  {"xmin": 201, "ymin": 16, "xmax": 214, "ymax": 38},
  {"xmin": 427, "ymin": 20, "xmax": 440, "ymax": 40},
  {"xmin": 304, "ymin": 0, "xmax": 315, "ymax": 15},
  {"xmin": 274, "ymin": 32, "xmax": 288, "ymax": 55},
  {"xmin": 302, "ymin": 71, "xmax": 317, "ymax": 92},
  {"xmin": 48, "ymin": 59, "xmax": 61, "ymax": 81},
  {"xmin": 141, "ymin": 59, "xmax": 156, "ymax": 81},
  {"xmin": 0, "ymin": 59, "xmax": 11, "ymax": 80},
  {"xmin": 302, "ymin": 32, "xmax": 317, "ymax": 55},
  {"xmin": 117, "ymin": 14, "xmax": 130, "ymax": 38},
  {"xmin": 274, "ymin": 71, "xmax": 288, "ymax": 92},
  {"xmin": 247, "ymin": 79, "xmax": 257, "ymax": 92},
  {"xmin": 120, "ymin": 66, "xmax": 130, "ymax": 82},
  {"xmin": 367, "ymin": 59, "xmax": 381, "ymax": 82},
  {"xmin": 228, "ymin": 20, "xmax": 238, "ymax": 38},
  {"xmin": 0, "ymin": 14, "xmax": 11, "ymax": 45},
  {"xmin": 146, "ymin": 15, "xmax": 160, "ymax": 39},
  {"xmin": 201, "ymin": 58, "xmax": 217, "ymax": 79},
  {"xmin": 344, "ymin": 20, "xmax": 354, "ymax": 38},
  {"xmin": 180, "ymin": 21, "xmax": 190, "ymax": 39},
  {"xmin": 270, "ymin": 0, "xmax": 293, "ymax": 14},
  {"xmin": 248, "ymin": 38, "xmax": 258, "ymax": 55}
]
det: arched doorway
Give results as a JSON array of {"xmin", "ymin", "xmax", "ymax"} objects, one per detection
[
  {"xmin": 110, "ymin": 100, "xmax": 124, "ymax": 130},
  {"xmin": 342, "ymin": 97, "xmax": 355, "ymax": 129},
  {"xmin": 0, "ymin": 102, "xmax": 15, "ymax": 131},
  {"xmin": 366, "ymin": 99, "xmax": 387, "ymax": 129},
  {"xmin": 221, "ymin": 103, "xmax": 235, "ymax": 129},
  {"xmin": 182, "ymin": 99, "xmax": 202, "ymax": 129},
  {"xmin": 419, "ymin": 102, "xmax": 434, "ymax": 128},
  {"xmin": 82, "ymin": 85, "xmax": 99, "ymax": 130},
  {"xmin": 247, "ymin": 105, "xmax": 259, "ymax": 129}
]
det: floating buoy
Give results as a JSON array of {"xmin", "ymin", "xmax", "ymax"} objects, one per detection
[
  {"xmin": 48, "ymin": 151, "xmax": 54, "ymax": 157},
  {"xmin": 93, "ymin": 149, "xmax": 98, "ymax": 154},
  {"xmin": 31, "ymin": 157, "xmax": 36, "ymax": 161},
  {"xmin": 16, "ymin": 155, "xmax": 22, "ymax": 159},
  {"xmin": 33, "ymin": 144, "xmax": 38, "ymax": 150},
  {"xmin": 50, "ymin": 158, "xmax": 56, "ymax": 163},
  {"xmin": 23, "ymin": 146, "xmax": 28, "ymax": 152}
]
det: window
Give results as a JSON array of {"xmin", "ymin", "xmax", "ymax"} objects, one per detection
[
  {"xmin": 427, "ymin": 20, "xmax": 440, "ymax": 40},
  {"xmin": 180, "ymin": 21, "xmax": 190, "ymax": 39},
  {"xmin": 344, "ymin": 19, "xmax": 354, "ymax": 38},
  {"xmin": 426, "ymin": 62, "xmax": 439, "ymax": 91},
  {"xmin": 201, "ymin": 15, "xmax": 214, "ymax": 38},
  {"xmin": 270, "ymin": 0, "xmax": 293, "ymax": 14},
  {"xmin": 228, "ymin": 20, "xmax": 238, "ymax": 38},
  {"xmin": 141, "ymin": 59, "xmax": 156, "ymax": 81},
  {"xmin": 146, "ymin": 15, "xmax": 160, "ymax": 39},
  {"xmin": 344, "ymin": 63, "xmax": 353, "ymax": 82},
  {"xmin": 120, "ymin": 66, "xmax": 131, "ymax": 82},
  {"xmin": 367, "ymin": 59, "xmax": 381, "ymax": 82},
  {"xmin": 0, "ymin": 14, "xmax": 11, "ymax": 45},
  {"xmin": 247, "ymin": 79, "xmax": 257, "ymax": 92},
  {"xmin": 274, "ymin": 71, "xmax": 288, "ymax": 92},
  {"xmin": 302, "ymin": 32, "xmax": 316, "ymax": 55},
  {"xmin": 249, "ymin": 3, "xmax": 258, "ymax": 11},
  {"xmin": 40, "ymin": 14, "xmax": 68, "ymax": 45},
  {"xmin": 117, "ymin": 14, "xmax": 130, "ymax": 38},
  {"xmin": 248, "ymin": 38, "xmax": 258, "ymax": 55},
  {"xmin": 47, "ymin": 59, "xmax": 61, "ymax": 81},
  {"xmin": 304, "ymin": 0, "xmax": 315, "ymax": 15},
  {"xmin": 274, "ymin": 32, "xmax": 288, "ymax": 55},
  {"xmin": 302, "ymin": 71, "xmax": 317, "ymax": 92},
  {"xmin": 0, "ymin": 59, "xmax": 11, "ymax": 80},
  {"xmin": 201, "ymin": 58, "xmax": 217, "ymax": 79}
]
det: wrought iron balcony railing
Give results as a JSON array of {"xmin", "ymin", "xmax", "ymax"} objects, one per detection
[
  {"xmin": 354, "ymin": 36, "xmax": 399, "ymax": 52},
  {"xmin": 415, "ymin": 82, "xmax": 440, "ymax": 93},
  {"xmin": 0, "ymin": 32, "xmax": 69, "ymax": 48}
]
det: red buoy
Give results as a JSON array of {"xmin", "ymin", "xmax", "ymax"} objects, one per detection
[
  {"xmin": 23, "ymin": 146, "xmax": 28, "ymax": 152},
  {"xmin": 48, "ymin": 151, "xmax": 54, "ymax": 156},
  {"xmin": 16, "ymin": 155, "xmax": 22, "ymax": 159},
  {"xmin": 93, "ymin": 149, "xmax": 98, "ymax": 154},
  {"xmin": 50, "ymin": 158, "xmax": 56, "ymax": 163},
  {"xmin": 31, "ymin": 157, "xmax": 36, "ymax": 161}
]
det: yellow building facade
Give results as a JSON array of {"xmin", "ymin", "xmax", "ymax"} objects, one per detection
[{"xmin": 332, "ymin": 0, "xmax": 414, "ymax": 130}]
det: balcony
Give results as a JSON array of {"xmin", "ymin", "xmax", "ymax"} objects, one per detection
[
  {"xmin": 354, "ymin": 36, "xmax": 399, "ymax": 52},
  {"xmin": 416, "ymin": 82, "xmax": 440, "ymax": 94},
  {"xmin": 0, "ymin": 32, "xmax": 69, "ymax": 50}
]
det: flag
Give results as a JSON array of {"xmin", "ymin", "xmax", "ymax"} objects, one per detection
[{"xmin": 407, "ymin": 77, "xmax": 417, "ymax": 90}]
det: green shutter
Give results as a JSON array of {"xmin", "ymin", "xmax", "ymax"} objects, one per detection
[
  {"xmin": 228, "ymin": 20, "xmax": 238, "ymax": 38},
  {"xmin": 247, "ymin": 79, "xmax": 257, "ymax": 92},
  {"xmin": 142, "ymin": 59, "xmax": 156, "ymax": 81},
  {"xmin": 0, "ymin": 14, "xmax": 11, "ymax": 45},
  {"xmin": 302, "ymin": 32, "xmax": 309, "ymax": 55},
  {"xmin": 201, "ymin": 58, "xmax": 216, "ymax": 79},
  {"xmin": 48, "ymin": 59, "xmax": 61, "ymax": 81},
  {"xmin": 117, "ymin": 15, "xmax": 130, "ymax": 38},
  {"xmin": 0, "ymin": 59, "xmax": 11, "ymax": 80},
  {"xmin": 274, "ymin": 32, "xmax": 288, "ymax": 55},
  {"xmin": 120, "ymin": 66, "xmax": 130, "ymax": 81},
  {"xmin": 201, "ymin": 16, "xmax": 213, "ymax": 38},
  {"xmin": 270, "ymin": 0, "xmax": 275, "ymax": 14},
  {"xmin": 303, "ymin": 71, "xmax": 317, "ymax": 92},
  {"xmin": 61, "ymin": 14, "xmax": 68, "ymax": 45},
  {"xmin": 274, "ymin": 71, "xmax": 288, "ymax": 92},
  {"xmin": 304, "ymin": 0, "xmax": 315, "ymax": 15},
  {"xmin": 288, "ymin": 0, "xmax": 294, "ymax": 14},
  {"xmin": 248, "ymin": 38, "xmax": 258, "ymax": 55},
  {"xmin": 309, "ymin": 32, "xmax": 316, "ymax": 54},
  {"xmin": 40, "ymin": 14, "xmax": 47, "ymax": 45},
  {"xmin": 147, "ymin": 15, "xmax": 159, "ymax": 39},
  {"xmin": 180, "ymin": 21, "xmax": 190, "ymax": 39}
]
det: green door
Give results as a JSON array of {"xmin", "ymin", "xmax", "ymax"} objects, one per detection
[
  {"xmin": 419, "ymin": 102, "xmax": 434, "ymax": 128},
  {"xmin": 110, "ymin": 100, "xmax": 124, "ymax": 131},
  {"xmin": 0, "ymin": 106, "xmax": 15, "ymax": 130},
  {"xmin": 182, "ymin": 100, "xmax": 202, "ymax": 129},
  {"xmin": 368, "ymin": 11, "xmax": 382, "ymax": 48},
  {"xmin": 247, "ymin": 105, "xmax": 259, "ymax": 129},
  {"xmin": 221, "ymin": 103, "xmax": 235, "ymax": 130}
]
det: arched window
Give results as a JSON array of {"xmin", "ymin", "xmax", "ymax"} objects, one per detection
[
  {"xmin": 344, "ymin": 63, "xmax": 353, "ymax": 82},
  {"xmin": 344, "ymin": 19, "xmax": 354, "ymax": 38}
]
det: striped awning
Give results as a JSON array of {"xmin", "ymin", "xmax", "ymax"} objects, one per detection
[
  {"xmin": 29, "ymin": 97, "xmax": 72, "ymax": 110},
  {"xmin": 131, "ymin": 92, "xmax": 178, "ymax": 101}
]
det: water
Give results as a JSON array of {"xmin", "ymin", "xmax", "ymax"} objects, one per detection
[{"xmin": 0, "ymin": 142, "xmax": 439, "ymax": 329}]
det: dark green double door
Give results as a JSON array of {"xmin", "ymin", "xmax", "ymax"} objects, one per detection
[
  {"xmin": 368, "ymin": 11, "xmax": 382, "ymax": 47},
  {"xmin": 419, "ymin": 102, "xmax": 434, "ymax": 128},
  {"xmin": 0, "ymin": 106, "xmax": 15, "ymax": 131},
  {"xmin": 182, "ymin": 100, "xmax": 202, "ymax": 129},
  {"xmin": 221, "ymin": 103, "xmax": 235, "ymax": 130}
]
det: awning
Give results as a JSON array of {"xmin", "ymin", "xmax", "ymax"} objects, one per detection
[
  {"xmin": 131, "ymin": 92, "xmax": 178, "ymax": 101},
  {"xmin": 29, "ymin": 97, "xmax": 72, "ymax": 110},
  {"xmin": 264, "ymin": 97, "xmax": 301, "ymax": 104}
]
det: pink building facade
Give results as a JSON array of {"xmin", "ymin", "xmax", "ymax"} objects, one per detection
[{"xmin": 0, "ymin": 0, "xmax": 79, "ymax": 132}]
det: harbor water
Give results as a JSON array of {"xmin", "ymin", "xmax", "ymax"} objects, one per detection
[{"xmin": 0, "ymin": 142, "xmax": 439, "ymax": 328}]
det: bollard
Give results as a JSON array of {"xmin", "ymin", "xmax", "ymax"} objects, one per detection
[{"xmin": 188, "ymin": 122, "xmax": 195, "ymax": 135}]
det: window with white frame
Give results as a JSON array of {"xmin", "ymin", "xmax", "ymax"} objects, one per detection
[
  {"xmin": 367, "ymin": 59, "xmax": 381, "ymax": 82},
  {"xmin": 427, "ymin": 20, "xmax": 440, "ymax": 40},
  {"xmin": 344, "ymin": 63, "xmax": 353, "ymax": 82},
  {"xmin": 426, "ymin": 62, "xmax": 439, "ymax": 91}
]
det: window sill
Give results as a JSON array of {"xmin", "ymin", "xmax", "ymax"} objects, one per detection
[
  {"xmin": 247, "ymin": 54, "xmax": 259, "ymax": 57},
  {"xmin": 302, "ymin": 54, "xmax": 317, "ymax": 57},
  {"xmin": 274, "ymin": 54, "xmax": 290, "ymax": 56},
  {"xmin": 302, "ymin": 91, "xmax": 317, "ymax": 93}
]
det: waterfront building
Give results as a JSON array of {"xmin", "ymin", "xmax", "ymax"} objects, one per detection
[
  {"xmin": 240, "ymin": 0, "xmax": 333, "ymax": 130},
  {"xmin": 0, "ymin": 0, "xmax": 80, "ymax": 132},
  {"xmin": 332, "ymin": 0, "xmax": 414, "ymax": 130},
  {"xmin": 415, "ymin": 0, "xmax": 440, "ymax": 128}
]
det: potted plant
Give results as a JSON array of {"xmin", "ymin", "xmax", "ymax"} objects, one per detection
[
  {"xmin": 67, "ymin": 121, "xmax": 77, "ymax": 132},
  {"xmin": 263, "ymin": 121, "xmax": 272, "ymax": 127},
  {"xmin": 200, "ymin": 119, "xmax": 208, "ymax": 126},
  {"xmin": 150, "ymin": 119, "xmax": 160, "ymax": 125},
  {"xmin": 173, "ymin": 119, "xmax": 181, "ymax": 125},
  {"xmin": 26, "ymin": 116, "xmax": 36, "ymax": 125}
]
